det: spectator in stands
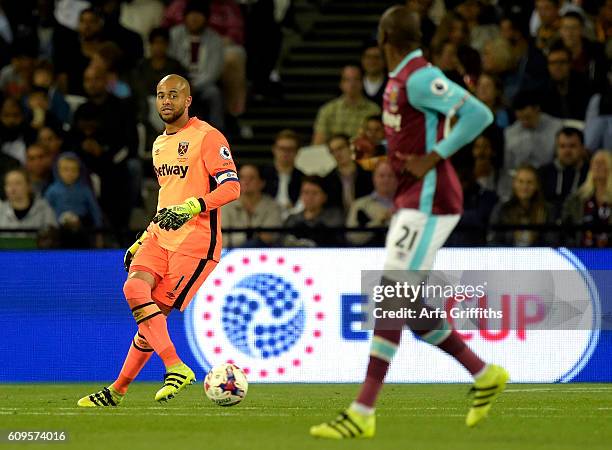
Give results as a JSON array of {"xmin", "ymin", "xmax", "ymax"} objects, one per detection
[
  {"xmin": 71, "ymin": 64, "xmax": 134, "ymax": 229},
  {"xmin": 25, "ymin": 86, "xmax": 63, "ymax": 131},
  {"xmin": 222, "ymin": 164, "xmax": 282, "ymax": 247},
  {"xmin": 0, "ymin": 150, "xmax": 20, "ymax": 200},
  {"xmin": 541, "ymin": 41, "xmax": 591, "ymax": 120},
  {"xmin": 449, "ymin": 127, "xmax": 501, "ymax": 245},
  {"xmin": 98, "ymin": 0, "xmax": 144, "ymax": 70},
  {"xmin": 449, "ymin": 161, "xmax": 498, "ymax": 246},
  {"xmin": 312, "ymin": 65, "xmax": 381, "ymax": 145},
  {"xmin": 473, "ymin": 126, "xmax": 503, "ymax": 192},
  {"xmin": 31, "ymin": 61, "xmax": 71, "ymax": 125},
  {"xmin": 594, "ymin": 0, "xmax": 612, "ymax": 58},
  {"xmin": 209, "ymin": 0, "xmax": 247, "ymax": 117},
  {"xmin": 25, "ymin": 143, "xmax": 53, "ymax": 196},
  {"xmin": 37, "ymin": 126, "xmax": 65, "ymax": 161},
  {"xmin": 539, "ymin": 127, "xmax": 589, "ymax": 219},
  {"xmin": 135, "ymin": 27, "xmax": 187, "ymax": 96},
  {"xmin": 19, "ymin": 0, "xmax": 64, "ymax": 61},
  {"xmin": 0, "ymin": 3, "xmax": 12, "ymax": 68},
  {"xmin": 346, "ymin": 160, "xmax": 397, "ymax": 246},
  {"xmin": 430, "ymin": 11, "xmax": 470, "ymax": 52},
  {"xmin": 262, "ymin": 129, "xmax": 304, "ymax": 215},
  {"xmin": 352, "ymin": 115, "xmax": 387, "ymax": 171},
  {"xmin": 361, "ymin": 115, "xmax": 385, "ymax": 151},
  {"xmin": 452, "ymin": 0, "xmax": 500, "ymax": 52},
  {"xmin": 499, "ymin": 14, "xmax": 549, "ymax": 99},
  {"xmin": 563, "ymin": 150, "xmax": 612, "ymax": 247},
  {"xmin": 169, "ymin": 0, "xmax": 224, "ymax": 129},
  {"xmin": 430, "ymin": 39, "xmax": 463, "ymax": 85},
  {"xmin": 480, "ymin": 37, "xmax": 516, "ymax": 102},
  {"xmin": 0, "ymin": 97, "xmax": 36, "ymax": 164},
  {"xmin": 284, "ymin": 176, "xmax": 344, "ymax": 247},
  {"xmin": 90, "ymin": 41, "xmax": 132, "ymax": 99},
  {"xmin": 0, "ymin": 42, "xmax": 36, "ymax": 98},
  {"xmin": 44, "ymin": 152, "xmax": 103, "ymax": 247},
  {"xmin": 559, "ymin": 11, "xmax": 607, "ymax": 89},
  {"xmin": 498, "ymin": 90, "xmax": 562, "ymax": 199},
  {"xmin": 430, "ymin": 39, "xmax": 458, "ymax": 72},
  {"xmin": 118, "ymin": 0, "xmax": 164, "ymax": 54},
  {"xmin": 323, "ymin": 133, "xmax": 373, "ymax": 214},
  {"xmin": 475, "ymin": 73, "xmax": 513, "ymax": 129},
  {"xmin": 52, "ymin": 0, "xmax": 93, "ymax": 31},
  {"xmin": 361, "ymin": 42, "xmax": 386, "ymax": 106},
  {"xmin": 160, "ymin": 0, "xmax": 187, "ymax": 27},
  {"xmin": 534, "ymin": 0, "xmax": 561, "ymax": 51},
  {"xmin": 55, "ymin": 8, "xmax": 105, "ymax": 95},
  {"xmin": 488, "ymin": 164, "xmax": 555, "ymax": 246},
  {"xmin": 585, "ymin": 81, "xmax": 612, "ymax": 152},
  {"xmin": 405, "ymin": 0, "xmax": 436, "ymax": 47},
  {"xmin": 0, "ymin": 167, "xmax": 57, "ymax": 238}
]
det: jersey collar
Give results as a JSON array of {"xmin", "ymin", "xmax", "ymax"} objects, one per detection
[
  {"xmin": 389, "ymin": 49, "xmax": 423, "ymax": 78},
  {"xmin": 163, "ymin": 116, "xmax": 195, "ymax": 136}
]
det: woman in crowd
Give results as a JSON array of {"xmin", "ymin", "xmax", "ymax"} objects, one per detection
[
  {"xmin": 475, "ymin": 72, "xmax": 513, "ymax": 129},
  {"xmin": 563, "ymin": 150, "xmax": 612, "ymax": 247},
  {"xmin": 488, "ymin": 164, "xmax": 555, "ymax": 246}
]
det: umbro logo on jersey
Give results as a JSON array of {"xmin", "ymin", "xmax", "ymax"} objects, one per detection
[{"xmin": 154, "ymin": 163, "xmax": 189, "ymax": 179}]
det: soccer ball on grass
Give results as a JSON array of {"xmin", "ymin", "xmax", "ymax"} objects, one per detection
[{"xmin": 204, "ymin": 363, "xmax": 248, "ymax": 406}]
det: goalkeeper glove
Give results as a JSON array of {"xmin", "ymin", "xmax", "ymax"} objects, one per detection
[
  {"xmin": 124, "ymin": 230, "xmax": 148, "ymax": 272},
  {"xmin": 152, "ymin": 197, "xmax": 203, "ymax": 231}
]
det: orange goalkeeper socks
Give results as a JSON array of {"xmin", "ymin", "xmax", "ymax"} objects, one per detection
[
  {"xmin": 123, "ymin": 277, "xmax": 181, "ymax": 369},
  {"xmin": 112, "ymin": 332, "xmax": 154, "ymax": 394}
]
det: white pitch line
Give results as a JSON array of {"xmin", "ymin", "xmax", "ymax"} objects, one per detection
[
  {"xmin": 505, "ymin": 387, "xmax": 612, "ymax": 393},
  {"xmin": 3, "ymin": 411, "xmax": 609, "ymax": 419},
  {"xmin": 0, "ymin": 405, "xmax": 597, "ymax": 413},
  {"xmin": 0, "ymin": 411, "xmax": 292, "ymax": 417}
]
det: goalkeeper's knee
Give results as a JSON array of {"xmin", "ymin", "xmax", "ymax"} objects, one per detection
[
  {"xmin": 123, "ymin": 277, "xmax": 161, "ymax": 325},
  {"xmin": 132, "ymin": 331, "xmax": 154, "ymax": 352}
]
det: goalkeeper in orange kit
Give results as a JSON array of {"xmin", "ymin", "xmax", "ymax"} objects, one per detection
[{"xmin": 78, "ymin": 74, "xmax": 240, "ymax": 407}]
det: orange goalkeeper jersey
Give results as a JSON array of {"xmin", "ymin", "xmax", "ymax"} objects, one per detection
[{"xmin": 148, "ymin": 117, "xmax": 240, "ymax": 261}]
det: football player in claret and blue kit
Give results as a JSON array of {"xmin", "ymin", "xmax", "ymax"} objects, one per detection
[{"xmin": 311, "ymin": 6, "xmax": 509, "ymax": 439}]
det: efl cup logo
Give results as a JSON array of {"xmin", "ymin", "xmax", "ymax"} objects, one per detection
[
  {"xmin": 186, "ymin": 250, "xmax": 326, "ymax": 381},
  {"xmin": 423, "ymin": 248, "xmax": 601, "ymax": 383},
  {"xmin": 221, "ymin": 273, "xmax": 305, "ymax": 359}
]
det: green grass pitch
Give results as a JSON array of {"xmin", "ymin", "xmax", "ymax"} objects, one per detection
[{"xmin": 1, "ymin": 383, "xmax": 610, "ymax": 450}]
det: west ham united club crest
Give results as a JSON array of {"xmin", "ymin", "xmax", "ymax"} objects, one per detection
[{"xmin": 178, "ymin": 141, "xmax": 189, "ymax": 156}]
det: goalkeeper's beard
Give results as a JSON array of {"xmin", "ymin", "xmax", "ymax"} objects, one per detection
[{"xmin": 159, "ymin": 106, "xmax": 186, "ymax": 124}]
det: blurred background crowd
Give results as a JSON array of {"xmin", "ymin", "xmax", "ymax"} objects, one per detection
[{"xmin": 0, "ymin": 0, "xmax": 610, "ymax": 249}]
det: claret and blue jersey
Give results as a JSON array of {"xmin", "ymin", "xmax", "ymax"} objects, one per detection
[{"xmin": 383, "ymin": 49, "xmax": 493, "ymax": 215}]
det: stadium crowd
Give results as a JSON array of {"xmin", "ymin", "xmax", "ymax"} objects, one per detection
[{"xmin": 0, "ymin": 0, "xmax": 610, "ymax": 248}]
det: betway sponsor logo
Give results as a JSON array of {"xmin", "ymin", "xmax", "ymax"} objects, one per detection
[
  {"xmin": 383, "ymin": 110, "xmax": 402, "ymax": 132},
  {"xmin": 154, "ymin": 164, "xmax": 189, "ymax": 179}
]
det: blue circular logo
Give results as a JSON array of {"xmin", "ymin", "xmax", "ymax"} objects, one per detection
[
  {"xmin": 222, "ymin": 273, "xmax": 305, "ymax": 359},
  {"xmin": 186, "ymin": 251, "xmax": 325, "ymax": 381}
]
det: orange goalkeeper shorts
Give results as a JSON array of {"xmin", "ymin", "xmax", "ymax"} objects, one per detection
[{"xmin": 129, "ymin": 233, "xmax": 218, "ymax": 311}]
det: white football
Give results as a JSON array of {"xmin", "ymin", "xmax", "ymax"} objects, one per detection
[{"xmin": 204, "ymin": 363, "xmax": 248, "ymax": 406}]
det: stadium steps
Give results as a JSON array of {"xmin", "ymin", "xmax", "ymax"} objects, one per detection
[{"xmin": 233, "ymin": 0, "xmax": 396, "ymax": 162}]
